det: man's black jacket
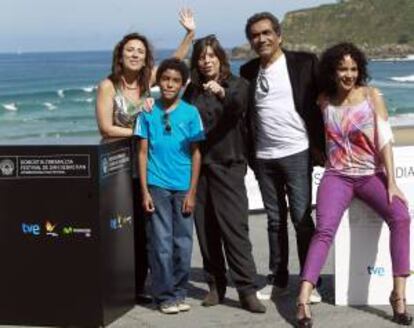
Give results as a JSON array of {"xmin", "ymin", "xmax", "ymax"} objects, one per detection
[{"xmin": 239, "ymin": 50, "xmax": 325, "ymax": 166}]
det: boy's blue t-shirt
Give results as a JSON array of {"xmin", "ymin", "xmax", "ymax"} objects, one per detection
[{"xmin": 134, "ymin": 99, "xmax": 204, "ymax": 191}]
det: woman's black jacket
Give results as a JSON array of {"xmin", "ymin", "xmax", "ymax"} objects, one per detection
[{"xmin": 182, "ymin": 74, "xmax": 249, "ymax": 165}]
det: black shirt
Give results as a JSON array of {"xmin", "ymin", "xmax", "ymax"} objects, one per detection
[{"xmin": 183, "ymin": 74, "xmax": 249, "ymax": 165}]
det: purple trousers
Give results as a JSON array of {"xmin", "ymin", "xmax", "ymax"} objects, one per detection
[{"xmin": 301, "ymin": 171, "xmax": 411, "ymax": 285}]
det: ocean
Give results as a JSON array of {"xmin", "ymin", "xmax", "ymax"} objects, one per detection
[{"xmin": 1, "ymin": 50, "xmax": 414, "ymax": 141}]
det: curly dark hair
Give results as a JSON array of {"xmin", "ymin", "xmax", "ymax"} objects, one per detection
[
  {"xmin": 190, "ymin": 35, "xmax": 231, "ymax": 88},
  {"xmin": 318, "ymin": 42, "xmax": 370, "ymax": 97},
  {"xmin": 156, "ymin": 58, "xmax": 189, "ymax": 85},
  {"xmin": 245, "ymin": 12, "xmax": 281, "ymax": 40},
  {"xmin": 108, "ymin": 33, "xmax": 154, "ymax": 96}
]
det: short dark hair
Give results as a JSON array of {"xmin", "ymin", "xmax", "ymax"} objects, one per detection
[
  {"xmin": 190, "ymin": 35, "xmax": 231, "ymax": 87},
  {"xmin": 318, "ymin": 42, "xmax": 370, "ymax": 97},
  {"xmin": 156, "ymin": 58, "xmax": 189, "ymax": 85},
  {"xmin": 245, "ymin": 12, "xmax": 281, "ymax": 40}
]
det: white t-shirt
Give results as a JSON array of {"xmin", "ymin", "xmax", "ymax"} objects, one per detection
[{"xmin": 255, "ymin": 54, "xmax": 309, "ymax": 159}]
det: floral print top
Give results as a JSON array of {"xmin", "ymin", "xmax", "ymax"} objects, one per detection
[{"xmin": 322, "ymin": 97, "xmax": 382, "ymax": 176}]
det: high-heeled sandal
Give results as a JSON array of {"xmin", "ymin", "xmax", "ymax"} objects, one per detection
[
  {"xmin": 296, "ymin": 302, "xmax": 313, "ymax": 328},
  {"xmin": 389, "ymin": 291, "xmax": 413, "ymax": 326}
]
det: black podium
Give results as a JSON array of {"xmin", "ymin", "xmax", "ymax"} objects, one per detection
[{"xmin": 0, "ymin": 137, "xmax": 136, "ymax": 327}]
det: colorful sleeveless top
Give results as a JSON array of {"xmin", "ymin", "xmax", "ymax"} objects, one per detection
[
  {"xmin": 113, "ymin": 87, "xmax": 147, "ymax": 179},
  {"xmin": 322, "ymin": 96, "xmax": 382, "ymax": 176},
  {"xmin": 113, "ymin": 88, "xmax": 145, "ymax": 128}
]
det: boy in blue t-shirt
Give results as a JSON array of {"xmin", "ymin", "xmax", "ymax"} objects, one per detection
[{"xmin": 135, "ymin": 58, "xmax": 204, "ymax": 314}]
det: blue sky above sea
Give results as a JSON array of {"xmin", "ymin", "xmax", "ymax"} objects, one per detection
[{"xmin": 1, "ymin": 0, "xmax": 336, "ymax": 53}]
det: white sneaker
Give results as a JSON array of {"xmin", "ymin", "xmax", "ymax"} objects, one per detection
[
  {"xmin": 309, "ymin": 288, "xmax": 322, "ymax": 304},
  {"xmin": 177, "ymin": 301, "xmax": 191, "ymax": 312},
  {"xmin": 257, "ymin": 284, "xmax": 273, "ymax": 300},
  {"xmin": 159, "ymin": 303, "xmax": 179, "ymax": 314},
  {"xmin": 256, "ymin": 284, "xmax": 289, "ymax": 300}
]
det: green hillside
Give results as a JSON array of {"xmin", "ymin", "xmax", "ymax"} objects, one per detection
[{"xmin": 232, "ymin": 0, "xmax": 414, "ymax": 59}]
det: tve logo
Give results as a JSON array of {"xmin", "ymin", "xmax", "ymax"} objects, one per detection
[
  {"xmin": 367, "ymin": 265, "xmax": 385, "ymax": 276},
  {"xmin": 21, "ymin": 223, "xmax": 41, "ymax": 236}
]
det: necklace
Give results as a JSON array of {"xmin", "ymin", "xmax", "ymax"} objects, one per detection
[
  {"xmin": 121, "ymin": 76, "xmax": 139, "ymax": 90},
  {"xmin": 123, "ymin": 84, "xmax": 139, "ymax": 90}
]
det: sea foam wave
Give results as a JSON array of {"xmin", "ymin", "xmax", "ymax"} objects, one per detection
[
  {"xmin": 43, "ymin": 102, "xmax": 57, "ymax": 110},
  {"xmin": 390, "ymin": 75, "xmax": 414, "ymax": 83},
  {"xmin": 72, "ymin": 97, "xmax": 94, "ymax": 103},
  {"xmin": 390, "ymin": 113, "xmax": 414, "ymax": 127},
  {"xmin": 0, "ymin": 85, "xmax": 98, "ymax": 100},
  {"xmin": 372, "ymin": 55, "xmax": 414, "ymax": 62},
  {"xmin": 82, "ymin": 86, "xmax": 97, "ymax": 93},
  {"xmin": 389, "ymin": 106, "xmax": 414, "ymax": 115},
  {"xmin": 2, "ymin": 102, "xmax": 18, "ymax": 111},
  {"xmin": 372, "ymin": 79, "xmax": 414, "ymax": 89},
  {"xmin": 151, "ymin": 86, "xmax": 160, "ymax": 94}
]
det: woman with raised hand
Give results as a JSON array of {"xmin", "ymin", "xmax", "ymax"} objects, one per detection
[
  {"xmin": 296, "ymin": 42, "xmax": 412, "ymax": 328},
  {"xmin": 95, "ymin": 8, "xmax": 196, "ymax": 304},
  {"xmin": 183, "ymin": 35, "xmax": 266, "ymax": 313}
]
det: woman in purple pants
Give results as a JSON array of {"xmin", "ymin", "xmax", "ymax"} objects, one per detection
[{"xmin": 296, "ymin": 43, "xmax": 412, "ymax": 328}]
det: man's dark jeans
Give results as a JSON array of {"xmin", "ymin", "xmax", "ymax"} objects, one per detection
[{"xmin": 255, "ymin": 149, "xmax": 315, "ymax": 288}]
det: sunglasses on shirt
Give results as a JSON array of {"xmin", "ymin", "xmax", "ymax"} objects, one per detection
[
  {"xmin": 257, "ymin": 71, "xmax": 269, "ymax": 95},
  {"xmin": 163, "ymin": 112, "xmax": 172, "ymax": 133}
]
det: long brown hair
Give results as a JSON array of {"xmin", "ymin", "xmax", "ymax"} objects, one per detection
[
  {"xmin": 108, "ymin": 33, "xmax": 154, "ymax": 95},
  {"xmin": 190, "ymin": 35, "xmax": 231, "ymax": 88}
]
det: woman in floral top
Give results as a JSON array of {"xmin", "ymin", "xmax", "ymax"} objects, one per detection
[{"xmin": 296, "ymin": 43, "xmax": 412, "ymax": 328}]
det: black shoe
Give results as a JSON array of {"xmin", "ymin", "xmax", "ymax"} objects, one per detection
[
  {"xmin": 136, "ymin": 293, "xmax": 153, "ymax": 304},
  {"xmin": 389, "ymin": 291, "xmax": 413, "ymax": 326},
  {"xmin": 296, "ymin": 302, "xmax": 312, "ymax": 328},
  {"xmin": 269, "ymin": 272, "xmax": 288, "ymax": 289},
  {"xmin": 201, "ymin": 284, "xmax": 226, "ymax": 307},
  {"xmin": 239, "ymin": 293, "xmax": 266, "ymax": 313}
]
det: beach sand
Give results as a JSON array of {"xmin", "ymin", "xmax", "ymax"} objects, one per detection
[{"xmin": 394, "ymin": 126, "xmax": 414, "ymax": 146}]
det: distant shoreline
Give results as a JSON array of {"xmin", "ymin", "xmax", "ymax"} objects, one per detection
[
  {"xmin": 230, "ymin": 53, "xmax": 414, "ymax": 62},
  {"xmin": 230, "ymin": 44, "xmax": 414, "ymax": 61}
]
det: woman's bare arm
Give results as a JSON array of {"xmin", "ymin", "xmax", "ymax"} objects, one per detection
[{"xmin": 95, "ymin": 79, "xmax": 133, "ymax": 137}]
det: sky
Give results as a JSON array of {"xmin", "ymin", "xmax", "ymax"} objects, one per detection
[{"xmin": 0, "ymin": 0, "xmax": 336, "ymax": 53}]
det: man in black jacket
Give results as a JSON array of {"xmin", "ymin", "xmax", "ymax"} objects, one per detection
[{"xmin": 240, "ymin": 12, "xmax": 325, "ymax": 301}]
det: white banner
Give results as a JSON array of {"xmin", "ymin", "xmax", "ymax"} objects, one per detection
[
  {"xmin": 246, "ymin": 167, "xmax": 263, "ymax": 210},
  {"xmin": 335, "ymin": 146, "xmax": 414, "ymax": 305},
  {"xmin": 245, "ymin": 146, "xmax": 414, "ymax": 305}
]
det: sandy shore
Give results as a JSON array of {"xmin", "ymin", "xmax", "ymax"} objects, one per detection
[{"xmin": 394, "ymin": 126, "xmax": 414, "ymax": 146}]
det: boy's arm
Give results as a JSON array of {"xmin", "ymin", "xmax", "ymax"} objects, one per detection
[
  {"xmin": 138, "ymin": 138, "xmax": 155, "ymax": 213},
  {"xmin": 182, "ymin": 143, "xmax": 201, "ymax": 214}
]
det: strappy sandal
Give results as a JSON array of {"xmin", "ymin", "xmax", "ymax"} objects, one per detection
[
  {"xmin": 296, "ymin": 302, "xmax": 313, "ymax": 328},
  {"xmin": 389, "ymin": 291, "xmax": 413, "ymax": 326}
]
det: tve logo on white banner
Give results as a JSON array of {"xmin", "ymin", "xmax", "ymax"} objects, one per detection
[{"xmin": 335, "ymin": 146, "xmax": 414, "ymax": 305}]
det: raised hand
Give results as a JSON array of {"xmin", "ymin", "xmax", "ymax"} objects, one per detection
[
  {"xmin": 179, "ymin": 7, "xmax": 196, "ymax": 33},
  {"xmin": 203, "ymin": 80, "xmax": 225, "ymax": 99}
]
